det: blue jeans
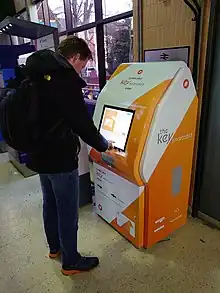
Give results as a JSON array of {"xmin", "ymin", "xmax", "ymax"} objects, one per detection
[{"xmin": 39, "ymin": 169, "xmax": 80, "ymax": 266}]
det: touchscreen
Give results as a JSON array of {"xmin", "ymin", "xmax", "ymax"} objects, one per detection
[{"xmin": 99, "ymin": 106, "xmax": 134, "ymax": 151}]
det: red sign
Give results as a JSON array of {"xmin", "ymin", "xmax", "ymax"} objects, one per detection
[
  {"xmin": 98, "ymin": 204, "xmax": 103, "ymax": 211},
  {"xmin": 183, "ymin": 79, "xmax": 189, "ymax": 89},
  {"xmin": 137, "ymin": 70, "xmax": 144, "ymax": 75}
]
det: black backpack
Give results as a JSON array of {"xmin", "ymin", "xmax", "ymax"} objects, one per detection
[
  {"xmin": 0, "ymin": 79, "xmax": 42, "ymax": 153},
  {"xmin": 0, "ymin": 50, "xmax": 72, "ymax": 153}
]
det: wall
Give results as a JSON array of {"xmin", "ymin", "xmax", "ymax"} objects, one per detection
[
  {"xmin": 133, "ymin": 0, "xmax": 211, "ymax": 94},
  {"xmin": 189, "ymin": 0, "xmax": 211, "ymax": 205},
  {"xmin": 134, "ymin": 0, "xmax": 196, "ymax": 69},
  {"xmin": 14, "ymin": 0, "xmax": 26, "ymax": 12},
  {"xmin": 0, "ymin": 0, "xmax": 16, "ymax": 21}
]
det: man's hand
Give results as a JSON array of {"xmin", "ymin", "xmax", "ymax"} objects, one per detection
[{"xmin": 107, "ymin": 140, "xmax": 114, "ymax": 151}]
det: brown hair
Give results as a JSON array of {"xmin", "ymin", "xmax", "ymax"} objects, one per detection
[{"xmin": 57, "ymin": 35, "xmax": 92, "ymax": 60}]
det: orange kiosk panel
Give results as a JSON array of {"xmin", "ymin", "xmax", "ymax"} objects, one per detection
[{"xmin": 90, "ymin": 62, "xmax": 198, "ymax": 248}]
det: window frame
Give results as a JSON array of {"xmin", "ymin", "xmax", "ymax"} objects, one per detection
[
  {"xmin": 47, "ymin": 0, "xmax": 133, "ymax": 90},
  {"xmin": 16, "ymin": 0, "xmax": 133, "ymax": 91}
]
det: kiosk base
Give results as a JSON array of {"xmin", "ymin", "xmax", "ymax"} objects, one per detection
[
  {"xmin": 94, "ymin": 163, "xmax": 188, "ymax": 249},
  {"xmin": 94, "ymin": 163, "xmax": 145, "ymax": 248}
]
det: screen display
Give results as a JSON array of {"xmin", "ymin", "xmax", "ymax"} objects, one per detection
[{"xmin": 99, "ymin": 106, "xmax": 135, "ymax": 151}]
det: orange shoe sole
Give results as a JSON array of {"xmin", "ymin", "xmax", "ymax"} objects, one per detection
[
  {"xmin": 61, "ymin": 268, "xmax": 81, "ymax": 276},
  {"xmin": 49, "ymin": 251, "xmax": 60, "ymax": 259}
]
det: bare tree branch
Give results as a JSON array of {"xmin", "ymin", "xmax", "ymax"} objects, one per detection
[
  {"xmin": 69, "ymin": 0, "xmax": 94, "ymax": 29},
  {"xmin": 77, "ymin": 1, "xmax": 83, "ymax": 15}
]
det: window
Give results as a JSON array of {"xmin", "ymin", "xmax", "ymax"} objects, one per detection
[
  {"xmin": 17, "ymin": 11, "xmax": 31, "ymax": 44},
  {"xmin": 105, "ymin": 18, "xmax": 133, "ymax": 77},
  {"xmin": 77, "ymin": 29, "xmax": 100, "ymax": 100},
  {"xmin": 22, "ymin": 0, "xmax": 133, "ymax": 98},
  {"xmin": 70, "ymin": 0, "xmax": 95, "ymax": 27},
  {"xmin": 36, "ymin": 2, "xmax": 45, "ymax": 25},
  {"xmin": 102, "ymin": 0, "xmax": 132, "ymax": 18},
  {"xmin": 48, "ymin": 0, "xmax": 66, "ymax": 32}
]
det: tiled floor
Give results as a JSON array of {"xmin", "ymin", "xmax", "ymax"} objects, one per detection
[{"xmin": 0, "ymin": 155, "xmax": 220, "ymax": 293}]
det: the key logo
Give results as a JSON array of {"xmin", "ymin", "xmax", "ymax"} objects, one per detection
[{"xmin": 157, "ymin": 129, "xmax": 173, "ymax": 145}]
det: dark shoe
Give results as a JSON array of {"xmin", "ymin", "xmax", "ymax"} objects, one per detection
[
  {"xmin": 49, "ymin": 250, "xmax": 60, "ymax": 259},
  {"xmin": 61, "ymin": 256, "xmax": 99, "ymax": 276}
]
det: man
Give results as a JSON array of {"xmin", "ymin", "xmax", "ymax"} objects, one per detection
[{"xmin": 25, "ymin": 36, "xmax": 111, "ymax": 275}]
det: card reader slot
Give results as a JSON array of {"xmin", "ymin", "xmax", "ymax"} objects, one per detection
[{"xmin": 101, "ymin": 153, "xmax": 115, "ymax": 167}]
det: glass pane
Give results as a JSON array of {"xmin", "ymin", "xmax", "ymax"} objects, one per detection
[
  {"xmin": 103, "ymin": 0, "xmax": 132, "ymax": 18},
  {"xmin": 48, "ymin": 0, "xmax": 66, "ymax": 32},
  {"xmin": 105, "ymin": 18, "xmax": 133, "ymax": 78},
  {"xmin": 36, "ymin": 2, "xmax": 45, "ymax": 25},
  {"xmin": 75, "ymin": 29, "xmax": 99, "ymax": 100},
  {"xmin": 17, "ymin": 11, "xmax": 30, "ymax": 44},
  {"xmin": 70, "ymin": 0, "xmax": 95, "ymax": 28}
]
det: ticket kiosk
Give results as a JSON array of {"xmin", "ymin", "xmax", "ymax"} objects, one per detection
[{"xmin": 90, "ymin": 61, "xmax": 198, "ymax": 248}]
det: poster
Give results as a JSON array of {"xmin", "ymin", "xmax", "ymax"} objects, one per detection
[{"xmin": 35, "ymin": 34, "xmax": 54, "ymax": 51}]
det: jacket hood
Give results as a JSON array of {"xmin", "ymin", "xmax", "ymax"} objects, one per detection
[{"xmin": 25, "ymin": 50, "xmax": 86, "ymax": 88}]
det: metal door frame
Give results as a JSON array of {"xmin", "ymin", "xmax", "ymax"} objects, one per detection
[{"xmin": 192, "ymin": 0, "xmax": 219, "ymax": 217}]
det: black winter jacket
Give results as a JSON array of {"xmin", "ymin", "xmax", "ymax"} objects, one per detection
[{"xmin": 25, "ymin": 50, "xmax": 108, "ymax": 173}]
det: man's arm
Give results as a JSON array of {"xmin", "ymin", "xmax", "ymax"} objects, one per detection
[
  {"xmin": 67, "ymin": 96, "xmax": 108, "ymax": 152},
  {"xmin": 52, "ymin": 72, "xmax": 108, "ymax": 152}
]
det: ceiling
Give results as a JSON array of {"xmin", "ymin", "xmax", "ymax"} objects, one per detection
[{"xmin": 0, "ymin": 0, "xmax": 16, "ymax": 22}]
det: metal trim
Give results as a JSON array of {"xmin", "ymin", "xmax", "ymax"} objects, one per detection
[
  {"xmin": 198, "ymin": 212, "xmax": 220, "ymax": 230},
  {"xmin": 43, "ymin": 0, "xmax": 50, "ymax": 26},
  {"xmin": 68, "ymin": 22, "xmax": 96, "ymax": 35},
  {"xmin": 96, "ymin": 11, "xmax": 133, "ymax": 25},
  {"xmin": 53, "ymin": 29, "xmax": 59, "ymax": 48},
  {"xmin": 95, "ymin": 0, "xmax": 106, "ymax": 90},
  {"xmin": 64, "ymin": 0, "xmax": 73, "ymax": 32},
  {"xmin": 67, "ymin": 11, "xmax": 133, "ymax": 35},
  {"xmin": 137, "ymin": 0, "xmax": 143, "ymax": 61}
]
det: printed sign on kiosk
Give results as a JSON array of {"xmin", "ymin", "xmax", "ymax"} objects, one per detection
[{"xmin": 90, "ymin": 61, "xmax": 198, "ymax": 248}]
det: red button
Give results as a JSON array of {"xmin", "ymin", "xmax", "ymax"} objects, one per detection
[{"xmin": 183, "ymin": 79, "xmax": 189, "ymax": 89}]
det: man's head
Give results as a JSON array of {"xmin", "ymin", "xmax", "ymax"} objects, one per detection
[{"xmin": 57, "ymin": 36, "xmax": 92, "ymax": 73}]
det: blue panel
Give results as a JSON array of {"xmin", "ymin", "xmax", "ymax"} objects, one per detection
[
  {"xmin": 2, "ymin": 69, "xmax": 15, "ymax": 85},
  {"xmin": 0, "ymin": 44, "xmax": 35, "ymax": 69}
]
